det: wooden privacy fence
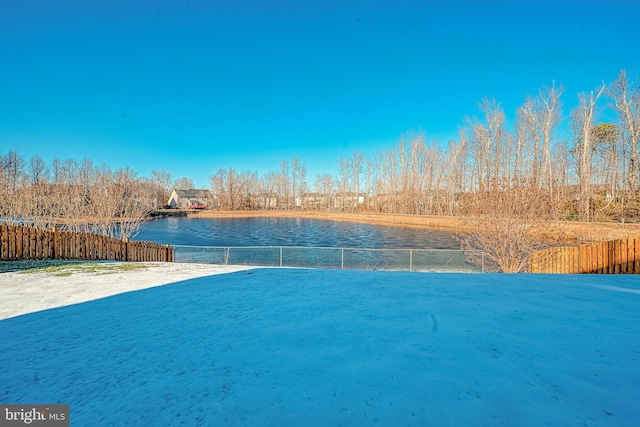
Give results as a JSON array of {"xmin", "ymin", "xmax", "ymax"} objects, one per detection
[
  {"xmin": 0, "ymin": 224, "xmax": 172, "ymax": 263},
  {"xmin": 529, "ymin": 238, "xmax": 640, "ymax": 274}
]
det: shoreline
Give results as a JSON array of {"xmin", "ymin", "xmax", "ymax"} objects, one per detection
[
  {"xmin": 192, "ymin": 210, "xmax": 468, "ymax": 232},
  {"xmin": 190, "ymin": 210, "xmax": 640, "ymax": 244}
]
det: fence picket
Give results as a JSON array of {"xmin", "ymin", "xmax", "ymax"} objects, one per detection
[
  {"xmin": 33, "ymin": 228, "xmax": 39, "ymax": 259},
  {"xmin": 598, "ymin": 242, "xmax": 605, "ymax": 273}
]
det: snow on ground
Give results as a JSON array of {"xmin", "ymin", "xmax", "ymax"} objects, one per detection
[
  {"xmin": 1, "ymin": 265, "xmax": 639, "ymax": 426},
  {"xmin": 0, "ymin": 262, "xmax": 252, "ymax": 320}
]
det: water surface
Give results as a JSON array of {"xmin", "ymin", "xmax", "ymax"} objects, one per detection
[{"xmin": 137, "ymin": 217, "xmax": 460, "ymax": 249}]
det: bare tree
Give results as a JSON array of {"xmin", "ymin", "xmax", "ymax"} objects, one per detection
[
  {"xmin": 2, "ymin": 149, "xmax": 26, "ymax": 192},
  {"xmin": 517, "ymin": 96, "xmax": 542, "ymax": 186},
  {"xmin": 115, "ymin": 169, "xmax": 153, "ymax": 240},
  {"xmin": 440, "ymin": 136, "xmax": 468, "ymax": 215},
  {"xmin": 56, "ymin": 158, "xmax": 82, "ymax": 186},
  {"xmin": 0, "ymin": 150, "xmax": 43, "ymax": 226},
  {"xmin": 299, "ymin": 163, "xmax": 307, "ymax": 204},
  {"xmin": 517, "ymin": 84, "xmax": 563, "ymax": 191},
  {"xmin": 291, "ymin": 157, "xmax": 307, "ymax": 208},
  {"xmin": 56, "ymin": 158, "xmax": 92, "ymax": 233},
  {"xmin": 469, "ymin": 99, "xmax": 506, "ymax": 192},
  {"xmin": 227, "ymin": 168, "xmax": 249, "ymax": 210},
  {"xmin": 0, "ymin": 151, "xmax": 5, "ymax": 191},
  {"xmin": 244, "ymin": 171, "xmax": 262, "ymax": 209},
  {"xmin": 352, "ymin": 151, "xmax": 363, "ymax": 209},
  {"xmin": 374, "ymin": 147, "xmax": 399, "ymax": 213},
  {"xmin": 364, "ymin": 156, "xmax": 374, "ymax": 209},
  {"xmin": 28, "ymin": 154, "xmax": 51, "ymax": 185},
  {"xmin": 279, "ymin": 159, "xmax": 290, "ymax": 209},
  {"xmin": 210, "ymin": 168, "xmax": 250, "ymax": 210},
  {"xmin": 173, "ymin": 176, "xmax": 194, "ymax": 190},
  {"xmin": 89, "ymin": 167, "xmax": 152, "ymax": 240},
  {"xmin": 459, "ymin": 185, "xmax": 556, "ymax": 272},
  {"xmin": 552, "ymin": 141, "xmax": 571, "ymax": 208},
  {"xmin": 592, "ymin": 123, "xmax": 620, "ymax": 200},
  {"xmin": 338, "ymin": 156, "xmax": 350, "ymax": 195},
  {"xmin": 573, "ymin": 86, "xmax": 605, "ymax": 221},
  {"xmin": 609, "ymin": 70, "xmax": 640, "ymax": 192},
  {"xmin": 150, "ymin": 169, "xmax": 173, "ymax": 208},
  {"xmin": 210, "ymin": 169, "xmax": 228, "ymax": 209},
  {"xmin": 78, "ymin": 158, "xmax": 97, "ymax": 189},
  {"xmin": 314, "ymin": 174, "xmax": 335, "ymax": 211},
  {"xmin": 259, "ymin": 171, "xmax": 277, "ymax": 209},
  {"xmin": 539, "ymin": 84, "xmax": 563, "ymax": 194}
]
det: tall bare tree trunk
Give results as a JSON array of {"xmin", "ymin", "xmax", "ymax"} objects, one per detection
[
  {"xmin": 575, "ymin": 86, "xmax": 604, "ymax": 221},
  {"xmin": 540, "ymin": 84, "xmax": 563, "ymax": 196},
  {"xmin": 609, "ymin": 70, "xmax": 640, "ymax": 193}
]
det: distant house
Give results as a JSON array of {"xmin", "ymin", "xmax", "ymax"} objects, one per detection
[
  {"xmin": 167, "ymin": 189, "xmax": 212, "ymax": 209},
  {"xmin": 299, "ymin": 192, "xmax": 331, "ymax": 210},
  {"xmin": 334, "ymin": 192, "xmax": 367, "ymax": 211}
]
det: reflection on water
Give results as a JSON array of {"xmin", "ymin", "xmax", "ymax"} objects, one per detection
[{"xmin": 137, "ymin": 217, "xmax": 460, "ymax": 249}]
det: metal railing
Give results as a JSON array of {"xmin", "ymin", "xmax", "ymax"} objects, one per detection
[{"xmin": 171, "ymin": 245, "xmax": 483, "ymax": 273}]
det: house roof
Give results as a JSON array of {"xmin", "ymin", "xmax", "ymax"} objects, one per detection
[{"xmin": 174, "ymin": 189, "xmax": 211, "ymax": 198}]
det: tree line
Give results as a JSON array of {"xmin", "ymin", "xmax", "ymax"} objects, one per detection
[
  {"xmin": 208, "ymin": 70, "xmax": 639, "ymax": 222},
  {"xmin": 0, "ymin": 156, "xmax": 193, "ymax": 239},
  {"xmin": 2, "ymin": 69, "xmax": 639, "ymax": 240}
]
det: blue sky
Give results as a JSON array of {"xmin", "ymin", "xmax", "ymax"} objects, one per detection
[{"xmin": 1, "ymin": 0, "xmax": 638, "ymax": 188}]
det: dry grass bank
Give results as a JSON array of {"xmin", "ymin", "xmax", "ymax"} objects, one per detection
[
  {"xmin": 190, "ymin": 210, "xmax": 640, "ymax": 244},
  {"xmin": 193, "ymin": 210, "xmax": 466, "ymax": 231}
]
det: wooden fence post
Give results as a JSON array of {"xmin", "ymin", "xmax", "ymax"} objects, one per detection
[
  {"xmin": 635, "ymin": 238, "xmax": 640, "ymax": 274},
  {"xmin": 628, "ymin": 239, "xmax": 632, "ymax": 273},
  {"xmin": 1, "ymin": 225, "xmax": 6, "ymax": 261},
  {"xmin": 622, "ymin": 239, "xmax": 629, "ymax": 273},
  {"xmin": 16, "ymin": 226, "xmax": 23, "ymax": 260}
]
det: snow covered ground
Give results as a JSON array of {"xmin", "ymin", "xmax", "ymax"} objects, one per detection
[{"xmin": 1, "ymin": 264, "xmax": 639, "ymax": 426}]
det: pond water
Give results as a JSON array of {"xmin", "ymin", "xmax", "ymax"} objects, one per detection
[{"xmin": 137, "ymin": 217, "xmax": 460, "ymax": 249}]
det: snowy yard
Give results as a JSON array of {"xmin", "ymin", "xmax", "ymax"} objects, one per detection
[{"xmin": 1, "ymin": 266, "xmax": 639, "ymax": 426}]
